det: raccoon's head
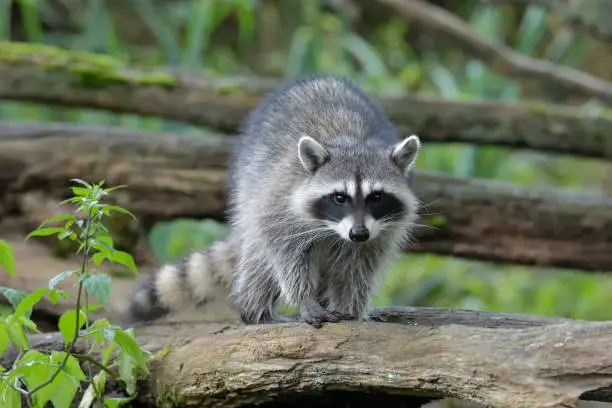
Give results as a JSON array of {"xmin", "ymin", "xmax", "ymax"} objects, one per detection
[{"xmin": 292, "ymin": 134, "xmax": 421, "ymax": 244}]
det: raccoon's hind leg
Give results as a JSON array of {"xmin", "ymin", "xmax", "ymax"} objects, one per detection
[{"xmin": 232, "ymin": 256, "xmax": 294, "ymax": 325}]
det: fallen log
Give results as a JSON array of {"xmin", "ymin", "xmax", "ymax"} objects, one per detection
[
  {"xmin": 1, "ymin": 42, "xmax": 612, "ymax": 160},
  {"xmin": 1, "ymin": 122, "xmax": 612, "ymax": 271},
  {"xmin": 1, "ymin": 307, "xmax": 612, "ymax": 408}
]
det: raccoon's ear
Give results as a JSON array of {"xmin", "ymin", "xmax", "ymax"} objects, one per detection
[
  {"xmin": 390, "ymin": 135, "xmax": 421, "ymax": 175},
  {"xmin": 298, "ymin": 136, "xmax": 330, "ymax": 173}
]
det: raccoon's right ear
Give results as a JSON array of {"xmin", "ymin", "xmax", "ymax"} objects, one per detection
[
  {"xmin": 298, "ymin": 136, "xmax": 330, "ymax": 173},
  {"xmin": 390, "ymin": 134, "xmax": 421, "ymax": 175}
]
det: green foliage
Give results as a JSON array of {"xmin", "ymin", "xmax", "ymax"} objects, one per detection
[
  {"xmin": 0, "ymin": 240, "xmax": 15, "ymax": 278},
  {"xmin": 0, "ymin": 180, "xmax": 155, "ymax": 407},
  {"xmin": 148, "ymin": 219, "xmax": 229, "ymax": 263}
]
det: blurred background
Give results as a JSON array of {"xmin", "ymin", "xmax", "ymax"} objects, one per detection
[{"xmin": 1, "ymin": 0, "xmax": 611, "ymax": 323}]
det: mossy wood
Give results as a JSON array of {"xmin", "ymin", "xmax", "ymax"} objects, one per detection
[
  {"xmin": 1, "ymin": 42, "xmax": 612, "ymax": 160},
  {"xmin": 1, "ymin": 122, "xmax": 611, "ymax": 271},
  {"xmin": 0, "ymin": 307, "xmax": 611, "ymax": 408}
]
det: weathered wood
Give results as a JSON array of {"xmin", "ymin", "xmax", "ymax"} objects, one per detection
[
  {"xmin": 1, "ymin": 42, "xmax": 612, "ymax": 160},
  {"xmin": 1, "ymin": 122, "xmax": 612, "ymax": 271},
  {"xmin": 2, "ymin": 307, "xmax": 612, "ymax": 408},
  {"xmin": 375, "ymin": 0, "xmax": 612, "ymax": 105}
]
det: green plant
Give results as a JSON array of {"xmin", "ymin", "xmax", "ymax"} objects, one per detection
[{"xmin": 0, "ymin": 179, "xmax": 154, "ymax": 408}]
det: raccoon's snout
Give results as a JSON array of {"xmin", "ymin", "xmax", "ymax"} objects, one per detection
[{"xmin": 349, "ymin": 226, "xmax": 369, "ymax": 242}]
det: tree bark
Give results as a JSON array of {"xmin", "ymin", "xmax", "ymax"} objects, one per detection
[
  {"xmin": 374, "ymin": 0, "xmax": 612, "ymax": 105},
  {"xmin": 2, "ymin": 307, "xmax": 612, "ymax": 408},
  {"xmin": 1, "ymin": 122, "xmax": 612, "ymax": 271},
  {"xmin": 1, "ymin": 42, "xmax": 612, "ymax": 160}
]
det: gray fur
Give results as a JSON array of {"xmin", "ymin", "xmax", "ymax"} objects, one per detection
[{"xmin": 123, "ymin": 74, "xmax": 422, "ymax": 328}]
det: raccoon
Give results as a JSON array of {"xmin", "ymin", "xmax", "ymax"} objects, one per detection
[{"xmin": 124, "ymin": 74, "xmax": 422, "ymax": 328}]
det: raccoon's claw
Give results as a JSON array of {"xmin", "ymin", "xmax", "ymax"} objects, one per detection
[
  {"xmin": 299, "ymin": 303, "xmax": 344, "ymax": 328},
  {"xmin": 302, "ymin": 313, "xmax": 338, "ymax": 328}
]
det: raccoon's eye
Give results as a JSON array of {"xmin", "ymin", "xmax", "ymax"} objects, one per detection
[
  {"xmin": 333, "ymin": 193, "xmax": 348, "ymax": 205},
  {"xmin": 369, "ymin": 191, "xmax": 385, "ymax": 201}
]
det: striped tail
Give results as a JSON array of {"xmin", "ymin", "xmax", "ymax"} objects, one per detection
[{"xmin": 122, "ymin": 240, "xmax": 236, "ymax": 323}]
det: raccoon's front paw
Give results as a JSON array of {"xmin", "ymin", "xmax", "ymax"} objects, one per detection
[
  {"xmin": 327, "ymin": 310, "xmax": 355, "ymax": 321},
  {"xmin": 299, "ymin": 302, "xmax": 342, "ymax": 328}
]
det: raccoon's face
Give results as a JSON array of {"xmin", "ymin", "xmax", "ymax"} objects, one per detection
[{"xmin": 292, "ymin": 134, "xmax": 421, "ymax": 244}]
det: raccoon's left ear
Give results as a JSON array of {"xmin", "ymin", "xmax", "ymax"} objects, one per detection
[
  {"xmin": 390, "ymin": 135, "xmax": 421, "ymax": 175},
  {"xmin": 298, "ymin": 136, "xmax": 330, "ymax": 173}
]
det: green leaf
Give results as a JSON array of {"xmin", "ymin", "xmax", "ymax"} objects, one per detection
[
  {"xmin": 92, "ymin": 252, "xmax": 106, "ymax": 266},
  {"xmin": 0, "ymin": 380, "xmax": 21, "ymax": 408},
  {"xmin": 49, "ymin": 370, "xmax": 80, "ymax": 408},
  {"xmin": 58, "ymin": 309, "xmax": 87, "ymax": 345},
  {"xmin": 103, "ymin": 184, "xmax": 127, "ymax": 194},
  {"xmin": 79, "ymin": 371, "xmax": 107, "ymax": 408},
  {"xmin": 57, "ymin": 230, "xmax": 76, "ymax": 241},
  {"xmin": 18, "ymin": 315, "xmax": 40, "ymax": 333},
  {"xmin": 97, "ymin": 235, "xmax": 114, "ymax": 249},
  {"xmin": 100, "ymin": 341, "xmax": 116, "ymax": 365},
  {"xmin": 91, "ymin": 236, "xmax": 115, "ymax": 263},
  {"xmin": 105, "ymin": 205, "xmax": 136, "ymax": 220},
  {"xmin": 0, "ymin": 240, "xmax": 15, "ymax": 278},
  {"xmin": 56, "ymin": 352, "xmax": 87, "ymax": 381},
  {"xmin": 49, "ymin": 270, "xmax": 78, "ymax": 290},
  {"xmin": 70, "ymin": 186, "xmax": 90, "ymax": 197},
  {"xmin": 14, "ymin": 287, "xmax": 51, "ymax": 319},
  {"xmin": 70, "ymin": 178, "xmax": 92, "ymax": 189},
  {"xmin": 112, "ymin": 328, "xmax": 149, "ymax": 373},
  {"xmin": 48, "ymin": 289, "xmax": 69, "ymax": 304},
  {"xmin": 38, "ymin": 214, "xmax": 76, "ymax": 229},
  {"xmin": 6, "ymin": 318, "xmax": 29, "ymax": 350},
  {"xmin": 0, "ymin": 323, "xmax": 10, "ymax": 357},
  {"xmin": 82, "ymin": 274, "xmax": 112, "ymax": 311},
  {"xmin": 111, "ymin": 251, "xmax": 138, "ymax": 275},
  {"xmin": 87, "ymin": 318, "xmax": 111, "ymax": 345},
  {"xmin": 25, "ymin": 227, "xmax": 65, "ymax": 241},
  {"xmin": 0, "ymin": 287, "xmax": 26, "ymax": 310},
  {"xmin": 13, "ymin": 350, "xmax": 54, "ymax": 407},
  {"xmin": 58, "ymin": 304, "xmax": 100, "ymax": 344},
  {"xmin": 117, "ymin": 347, "xmax": 138, "ymax": 395},
  {"xmin": 47, "ymin": 352, "xmax": 85, "ymax": 408},
  {"xmin": 104, "ymin": 396, "xmax": 135, "ymax": 408}
]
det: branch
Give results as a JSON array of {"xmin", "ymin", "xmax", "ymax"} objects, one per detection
[
  {"xmin": 1, "ymin": 307, "xmax": 611, "ymax": 408},
  {"xmin": 1, "ymin": 122, "xmax": 612, "ymax": 271},
  {"xmin": 1, "ymin": 42, "xmax": 612, "ymax": 160},
  {"xmin": 483, "ymin": 0, "xmax": 612, "ymax": 43},
  {"xmin": 375, "ymin": 0, "xmax": 612, "ymax": 105}
]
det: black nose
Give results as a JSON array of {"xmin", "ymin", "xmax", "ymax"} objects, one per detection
[{"xmin": 349, "ymin": 226, "xmax": 369, "ymax": 242}]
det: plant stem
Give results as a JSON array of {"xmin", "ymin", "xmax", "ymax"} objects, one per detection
[
  {"xmin": 25, "ymin": 204, "xmax": 94, "ymax": 396},
  {"xmin": 72, "ymin": 354, "xmax": 119, "ymax": 379}
]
